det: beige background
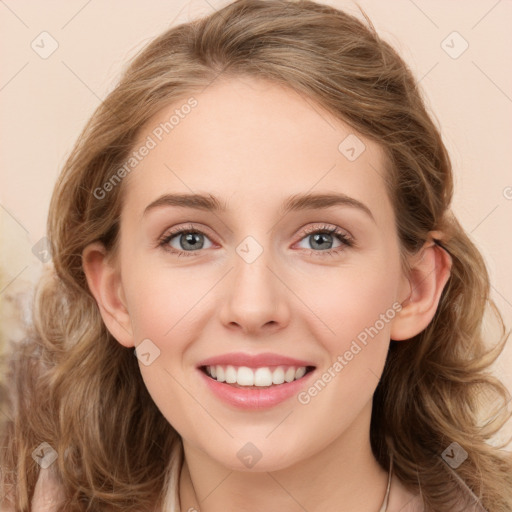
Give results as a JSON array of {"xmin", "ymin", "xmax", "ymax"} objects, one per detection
[{"xmin": 1, "ymin": 0, "xmax": 511, "ymax": 445}]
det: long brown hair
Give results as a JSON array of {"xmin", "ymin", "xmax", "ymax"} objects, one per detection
[{"xmin": 1, "ymin": 0, "xmax": 511, "ymax": 510}]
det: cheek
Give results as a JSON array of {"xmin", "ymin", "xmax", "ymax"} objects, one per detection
[
  {"xmin": 296, "ymin": 262, "xmax": 401, "ymax": 421},
  {"xmin": 305, "ymin": 259, "xmax": 401, "ymax": 350},
  {"xmin": 126, "ymin": 251, "xmax": 399, "ymax": 326},
  {"xmin": 121, "ymin": 264, "xmax": 202, "ymax": 431},
  {"xmin": 122, "ymin": 256, "xmax": 204, "ymax": 341}
]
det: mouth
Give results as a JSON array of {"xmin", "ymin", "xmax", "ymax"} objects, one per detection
[{"xmin": 199, "ymin": 364, "xmax": 316, "ymax": 389}]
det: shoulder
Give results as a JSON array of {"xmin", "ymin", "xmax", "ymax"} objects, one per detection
[
  {"xmin": 0, "ymin": 468, "xmax": 65, "ymax": 512},
  {"xmin": 387, "ymin": 473, "xmax": 491, "ymax": 512},
  {"xmin": 30, "ymin": 468, "xmax": 66, "ymax": 512}
]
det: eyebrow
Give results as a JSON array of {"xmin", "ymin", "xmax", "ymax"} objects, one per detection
[{"xmin": 142, "ymin": 192, "xmax": 375, "ymax": 222}]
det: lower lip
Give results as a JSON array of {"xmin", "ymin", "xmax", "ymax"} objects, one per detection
[{"xmin": 198, "ymin": 368, "xmax": 315, "ymax": 409}]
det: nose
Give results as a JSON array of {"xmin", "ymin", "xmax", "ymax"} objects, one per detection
[{"xmin": 218, "ymin": 237, "xmax": 290, "ymax": 335}]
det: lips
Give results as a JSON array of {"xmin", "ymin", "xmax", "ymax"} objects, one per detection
[
  {"xmin": 196, "ymin": 353, "xmax": 317, "ymax": 409},
  {"xmin": 198, "ymin": 363, "xmax": 317, "ymax": 409},
  {"xmin": 196, "ymin": 352, "xmax": 316, "ymax": 369}
]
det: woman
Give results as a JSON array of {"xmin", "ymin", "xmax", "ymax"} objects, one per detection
[{"xmin": 1, "ymin": 0, "xmax": 511, "ymax": 510}]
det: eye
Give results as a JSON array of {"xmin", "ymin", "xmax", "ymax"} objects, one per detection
[
  {"xmin": 158, "ymin": 224, "xmax": 214, "ymax": 257},
  {"xmin": 294, "ymin": 224, "xmax": 354, "ymax": 258},
  {"xmin": 157, "ymin": 223, "xmax": 354, "ymax": 258}
]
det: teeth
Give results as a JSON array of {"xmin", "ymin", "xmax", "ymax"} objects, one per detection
[
  {"xmin": 295, "ymin": 367, "xmax": 306, "ymax": 379},
  {"xmin": 285, "ymin": 367, "xmax": 296, "ymax": 383},
  {"xmin": 225, "ymin": 365, "xmax": 237, "ymax": 384},
  {"xmin": 204, "ymin": 365, "xmax": 310, "ymax": 387},
  {"xmin": 254, "ymin": 368, "xmax": 272, "ymax": 386},
  {"xmin": 272, "ymin": 367, "xmax": 285, "ymax": 384},
  {"xmin": 238, "ymin": 366, "xmax": 254, "ymax": 386}
]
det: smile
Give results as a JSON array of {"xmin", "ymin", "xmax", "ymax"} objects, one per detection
[
  {"xmin": 198, "ymin": 365, "xmax": 317, "ymax": 409},
  {"xmin": 201, "ymin": 364, "xmax": 315, "ymax": 387}
]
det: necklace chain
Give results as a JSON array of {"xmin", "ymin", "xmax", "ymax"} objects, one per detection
[{"xmin": 180, "ymin": 455, "xmax": 393, "ymax": 512}]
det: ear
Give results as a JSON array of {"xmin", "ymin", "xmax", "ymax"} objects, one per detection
[
  {"xmin": 390, "ymin": 233, "xmax": 452, "ymax": 341},
  {"xmin": 82, "ymin": 241, "xmax": 135, "ymax": 348}
]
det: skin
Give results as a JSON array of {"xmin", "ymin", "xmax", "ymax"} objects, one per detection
[{"xmin": 83, "ymin": 75, "xmax": 451, "ymax": 512}]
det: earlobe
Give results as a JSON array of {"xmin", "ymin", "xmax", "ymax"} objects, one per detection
[
  {"xmin": 390, "ymin": 236, "xmax": 452, "ymax": 341},
  {"xmin": 82, "ymin": 242, "xmax": 134, "ymax": 348}
]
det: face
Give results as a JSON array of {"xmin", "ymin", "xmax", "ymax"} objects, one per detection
[{"xmin": 109, "ymin": 76, "xmax": 409, "ymax": 471}]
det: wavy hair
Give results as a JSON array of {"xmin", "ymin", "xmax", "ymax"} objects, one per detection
[{"xmin": 1, "ymin": 0, "xmax": 511, "ymax": 510}]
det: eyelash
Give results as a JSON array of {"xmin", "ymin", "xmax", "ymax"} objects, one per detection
[{"xmin": 157, "ymin": 223, "xmax": 354, "ymax": 259}]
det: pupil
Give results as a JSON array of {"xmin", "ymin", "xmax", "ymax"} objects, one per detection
[
  {"xmin": 183, "ymin": 233, "xmax": 202, "ymax": 250},
  {"xmin": 312, "ymin": 233, "xmax": 332, "ymax": 250}
]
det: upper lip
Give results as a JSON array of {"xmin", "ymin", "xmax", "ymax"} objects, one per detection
[{"xmin": 197, "ymin": 352, "xmax": 316, "ymax": 369}]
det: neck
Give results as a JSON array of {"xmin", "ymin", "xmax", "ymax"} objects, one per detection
[{"xmin": 178, "ymin": 401, "xmax": 389, "ymax": 512}]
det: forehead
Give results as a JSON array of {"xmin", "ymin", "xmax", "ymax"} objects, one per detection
[{"xmin": 122, "ymin": 75, "xmax": 391, "ymax": 222}]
